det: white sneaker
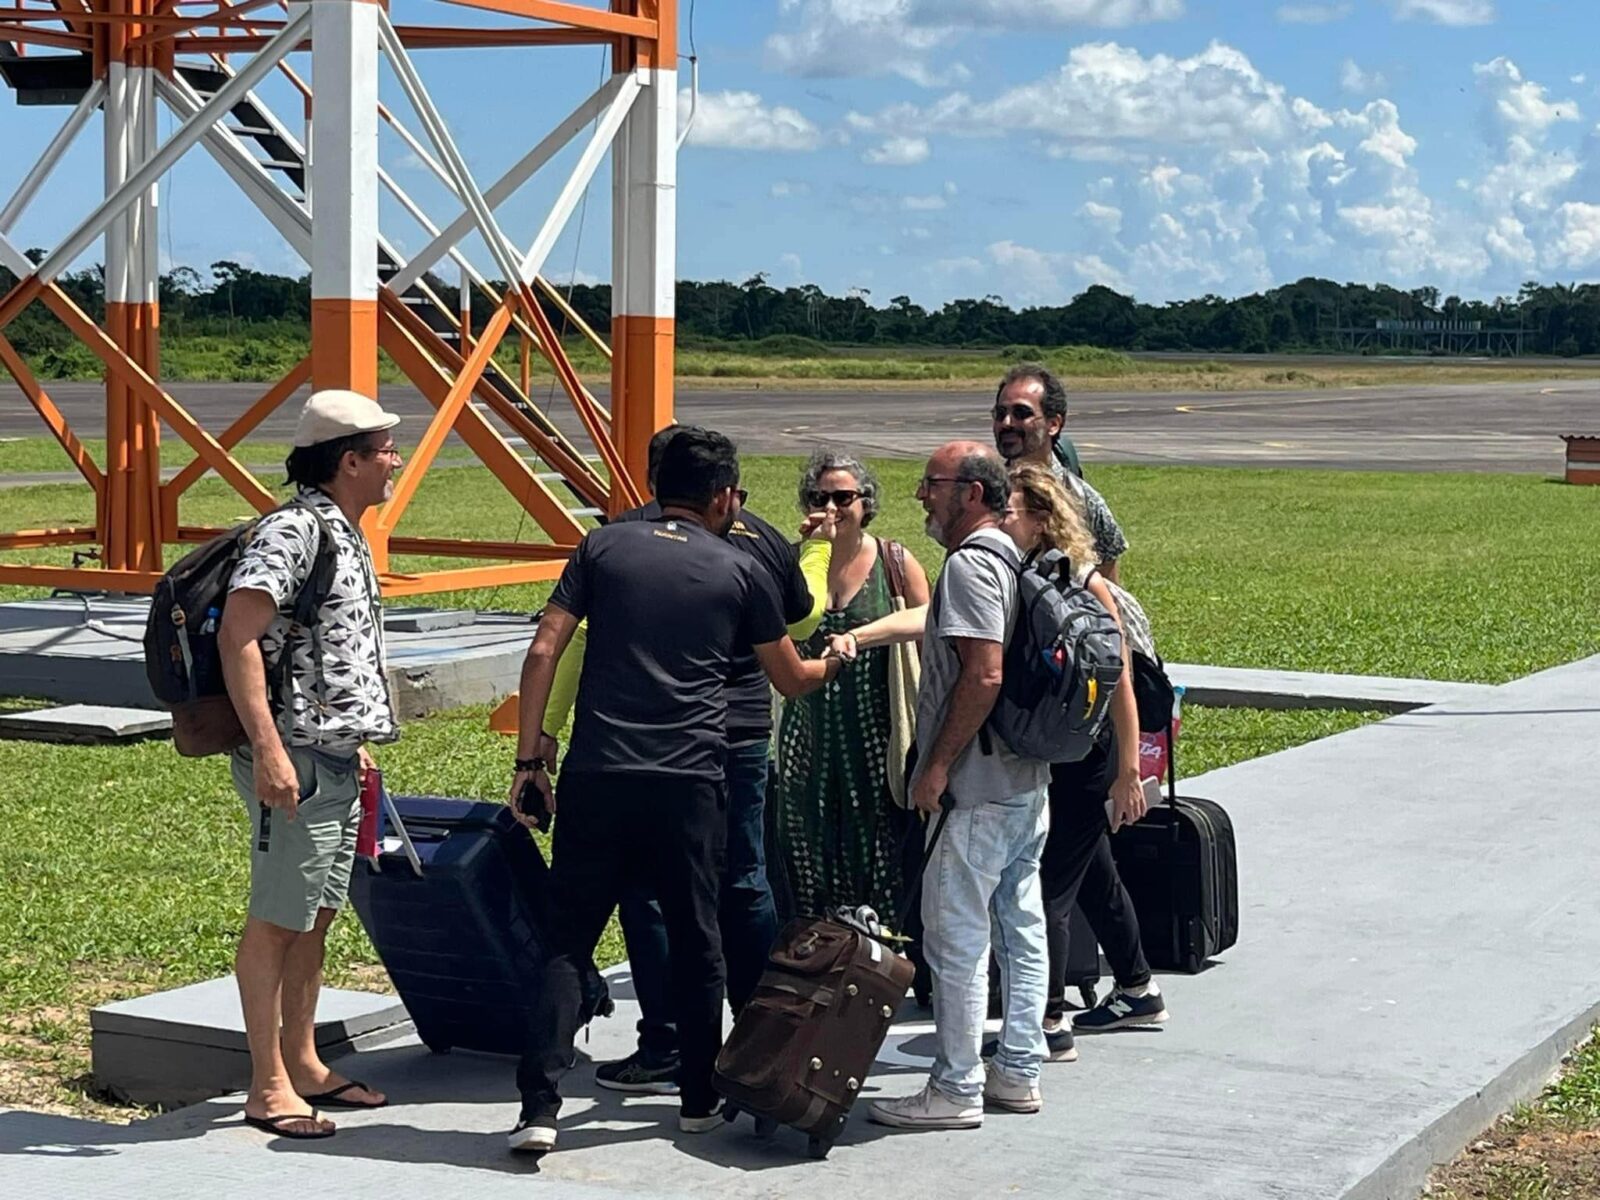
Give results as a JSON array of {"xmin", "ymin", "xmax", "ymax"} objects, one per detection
[
  {"xmin": 507, "ymin": 1117, "xmax": 557, "ymax": 1153},
  {"xmin": 983, "ymin": 1061, "xmax": 1042, "ymax": 1114},
  {"xmin": 678, "ymin": 1103, "xmax": 725, "ymax": 1134},
  {"xmin": 867, "ymin": 1083, "xmax": 983, "ymax": 1130}
]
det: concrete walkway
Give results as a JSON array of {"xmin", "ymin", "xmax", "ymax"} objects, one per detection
[{"xmin": 4, "ymin": 653, "xmax": 1600, "ymax": 1199}]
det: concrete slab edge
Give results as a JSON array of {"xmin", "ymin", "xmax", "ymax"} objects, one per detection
[{"xmin": 1347, "ymin": 1000, "xmax": 1600, "ymax": 1200}]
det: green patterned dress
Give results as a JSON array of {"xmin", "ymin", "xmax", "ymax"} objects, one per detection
[{"xmin": 771, "ymin": 554, "xmax": 909, "ymax": 921}]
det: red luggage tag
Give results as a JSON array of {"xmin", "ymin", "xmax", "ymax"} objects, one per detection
[{"xmin": 357, "ymin": 765, "xmax": 382, "ymax": 861}]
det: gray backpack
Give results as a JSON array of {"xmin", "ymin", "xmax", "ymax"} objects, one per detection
[{"xmin": 962, "ymin": 543, "xmax": 1124, "ymax": 764}]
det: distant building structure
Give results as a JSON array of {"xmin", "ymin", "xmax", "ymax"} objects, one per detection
[{"xmin": 1331, "ymin": 318, "xmax": 1525, "ymax": 356}]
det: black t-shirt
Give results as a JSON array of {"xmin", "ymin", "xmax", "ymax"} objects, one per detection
[
  {"xmin": 615, "ymin": 501, "xmax": 813, "ymax": 741},
  {"xmin": 550, "ymin": 514, "xmax": 789, "ymax": 778}
]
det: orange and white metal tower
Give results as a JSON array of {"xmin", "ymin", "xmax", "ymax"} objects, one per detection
[{"xmin": 0, "ymin": 0, "xmax": 678, "ymax": 595}]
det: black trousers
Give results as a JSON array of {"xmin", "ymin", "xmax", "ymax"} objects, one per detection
[
  {"xmin": 517, "ymin": 769, "xmax": 727, "ymax": 1118},
  {"xmin": 1041, "ymin": 730, "xmax": 1152, "ymax": 1013}
]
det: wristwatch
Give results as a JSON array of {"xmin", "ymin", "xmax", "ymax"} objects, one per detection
[{"xmin": 514, "ymin": 756, "xmax": 548, "ymax": 773}]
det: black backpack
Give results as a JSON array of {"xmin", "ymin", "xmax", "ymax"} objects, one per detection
[
  {"xmin": 959, "ymin": 542, "xmax": 1124, "ymax": 764},
  {"xmin": 143, "ymin": 498, "xmax": 336, "ymax": 756}
]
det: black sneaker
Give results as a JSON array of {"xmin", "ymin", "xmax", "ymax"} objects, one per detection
[
  {"xmin": 507, "ymin": 1115, "xmax": 557, "ymax": 1153},
  {"xmin": 1044, "ymin": 1025, "xmax": 1078, "ymax": 1063},
  {"xmin": 595, "ymin": 1050, "xmax": 680, "ymax": 1095},
  {"xmin": 1072, "ymin": 989, "xmax": 1169, "ymax": 1033}
]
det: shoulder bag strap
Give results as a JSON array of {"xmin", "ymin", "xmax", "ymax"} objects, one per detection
[{"xmin": 877, "ymin": 537, "xmax": 909, "ymax": 600}]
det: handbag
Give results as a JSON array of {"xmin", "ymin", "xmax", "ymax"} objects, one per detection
[{"xmin": 877, "ymin": 538, "xmax": 921, "ymax": 809}]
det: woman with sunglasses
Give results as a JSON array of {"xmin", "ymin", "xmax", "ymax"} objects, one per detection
[
  {"xmin": 770, "ymin": 449, "xmax": 931, "ymax": 923},
  {"xmin": 1000, "ymin": 464, "xmax": 1167, "ymax": 1060}
]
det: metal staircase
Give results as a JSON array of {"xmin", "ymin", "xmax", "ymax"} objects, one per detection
[{"xmin": 3, "ymin": 47, "xmax": 608, "ymax": 522}]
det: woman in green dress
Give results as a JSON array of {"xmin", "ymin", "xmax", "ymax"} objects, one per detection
[{"xmin": 771, "ymin": 449, "xmax": 931, "ymax": 921}]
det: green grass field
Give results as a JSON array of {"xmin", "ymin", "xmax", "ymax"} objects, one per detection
[{"xmin": 0, "ymin": 455, "xmax": 1596, "ymax": 1119}]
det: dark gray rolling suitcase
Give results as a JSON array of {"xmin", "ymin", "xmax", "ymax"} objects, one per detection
[
  {"xmin": 1110, "ymin": 730, "xmax": 1238, "ymax": 972},
  {"xmin": 349, "ymin": 794, "xmax": 610, "ymax": 1056}
]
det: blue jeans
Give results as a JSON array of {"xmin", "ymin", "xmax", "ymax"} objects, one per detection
[
  {"xmin": 922, "ymin": 786, "xmax": 1050, "ymax": 1098},
  {"xmin": 617, "ymin": 738, "xmax": 779, "ymax": 1056}
]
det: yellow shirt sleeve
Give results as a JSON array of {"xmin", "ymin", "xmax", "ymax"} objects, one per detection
[
  {"xmin": 787, "ymin": 538, "xmax": 832, "ymax": 641},
  {"xmin": 543, "ymin": 617, "xmax": 587, "ymax": 736}
]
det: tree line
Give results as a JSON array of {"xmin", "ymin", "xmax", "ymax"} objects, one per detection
[{"xmin": 4, "ymin": 252, "xmax": 1599, "ymax": 358}]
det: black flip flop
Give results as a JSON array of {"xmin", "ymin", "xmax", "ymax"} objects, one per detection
[
  {"xmin": 244, "ymin": 1112, "xmax": 335, "ymax": 1139},
  {"xmin": 300, "ymin": 1080, "xmax": 387, "ymax": 1110}
]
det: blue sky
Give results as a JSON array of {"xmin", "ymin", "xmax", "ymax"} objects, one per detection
[{"xmin": 3, "ymin": 0, "xmax": 1598, "ymax": 307}]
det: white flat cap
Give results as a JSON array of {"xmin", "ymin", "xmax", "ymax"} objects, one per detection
[{"xmin": 292, "ymin": 389, "xmax": 402, "ymax": 448}]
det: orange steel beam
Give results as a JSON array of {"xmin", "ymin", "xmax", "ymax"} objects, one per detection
[
  {"xmin": 377, "ymin": 302, "xmax": 588, "ymax": 543},
  {"xmin": 33, "ymin": 284, "xmax": 278, "ymax": 512},
  {"xmin": 0, "ymin": 564, "xmax": 164, "ymax": 591},
  {"xmin": 121, "ymin": 0, "xmax": 280, "ymax": 44},
  {"xmin": 378, "ymin": 290, "xmax": 607, "ymax": 508},
  {"xmin": 0, "ymin": 332, "xmax": 104, "ymax": 495},
  {"xmin": 378, "ymin": 297, "xmax": 517, "ymax": 534},
  {"xmin": 387, "ymin": 536, "xmax": 579, "ymax": 559},
  {"xmin": 435, "ymin": 0, "xmax": 653, "ymax": 38},
  {"xmin": 0, "ymin": 26, "xmax": 92, "ymax": 48},
  {"xmin": 519, "ymin": 284, "xmax": 641, "ymax": 512},
  {"xmin": 160, "ymin": 354, "xmax": 310, "ymax": 526},
  {"xmin": 379, "ymin": 559, "xmax": 567, "ymax": 597},
  {"xmin": 0, "ymin": 528, "xmax": 99, "ymax": 550}
]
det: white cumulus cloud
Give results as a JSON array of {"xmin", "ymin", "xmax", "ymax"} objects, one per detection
[
  {"xmin": 864, "ymin": 135, "xmax": 931, "ymax": 166},
  {"xmin": 680, "ymin": 90, "xmax": 822, "ymax": 152},
  {"xmin": 766, "ymin": 0, "xmax": 1182, "ymax": 87},
  {"xmin": 1277, "ymin": 2, "xmax": 1351, "ymax": 21},
  {"xmin": 1389, "ymin": 0, "xmax": 1494, "ymax": 25}
]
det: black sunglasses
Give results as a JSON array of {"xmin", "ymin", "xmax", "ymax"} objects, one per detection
[
  {"xmin": 804, "ymin": 488, "xmax": 863, "ymax": 509},
  {"xmin": 992, "ymin": 403, "xmax": 1041, "ymax": 422},
  {"xmin": 734, "ymin": 488, "xmax": 749, "ymax": 505}
]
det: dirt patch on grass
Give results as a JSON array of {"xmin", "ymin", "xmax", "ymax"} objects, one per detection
[{"xmin": 1428, "ymin": 1128, "xmax": 1600, "ymax": 1198}]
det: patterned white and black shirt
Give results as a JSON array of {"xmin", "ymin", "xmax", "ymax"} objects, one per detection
[
  {"xmin": 1051, "ymin": 458, "xmax": 1130, "ymax": 564},
  {"xmin": 229, "ymin": 487, "xmax": 397, "ymax": 751}
]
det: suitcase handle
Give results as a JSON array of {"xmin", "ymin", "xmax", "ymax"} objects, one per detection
[
  {"xmin": 380, "ymin": 784, "xmax": 424, "ymax": 877},
  {"xmin": 1165, "ymin": 718, "xmax": 1182, "ymax": 810}
]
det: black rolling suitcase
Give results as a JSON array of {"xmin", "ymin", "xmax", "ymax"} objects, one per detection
[
  {"xmin": 1110, "ymin": 727, "xmax": 1238, "ymax": 973},
  {"xmin": 349, "ymin": 794, "xmax": 609, "ymax": 1056}
]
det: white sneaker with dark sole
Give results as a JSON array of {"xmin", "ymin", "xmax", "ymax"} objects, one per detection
[
  {"xmin": 868, "ymin": 1084, "xmax": 984, "ymax": 1130},
  {"xmin": 507, "ymin": 1118, "xmax": 557, "ymax": 1153},
  {"xmin": 983, "ymin": 1061, "xmax": 1042, "ymax": 1114}
]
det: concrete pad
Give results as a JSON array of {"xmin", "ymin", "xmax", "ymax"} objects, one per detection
[
  {"xmin": 1170, "ymin": 662, "xmax": 1497, "ymax": 713},
  {"xmin": 0, "ymin": 598, "xmax": 538, "ymax": 718},
  {"xmin": 0, "ymin": 704, "xmax": 172, "ymax": 744},
  {"xmin": 6, "ymin": 656, "xmax": 1600, "ymax": 1199},
  {"xmin": 90, "ymin": 977, "xmax": 412, "ymax": 1108}
]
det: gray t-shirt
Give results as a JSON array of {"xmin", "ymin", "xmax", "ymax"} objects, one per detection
[{"xmin": 914, "ymin": 527, "xmax": 1051, "ymax": 803}]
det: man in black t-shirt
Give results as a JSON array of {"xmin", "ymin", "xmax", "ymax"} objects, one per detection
[
  {"xmin": 505, "ymin": 429, "xmax": 842, "ymax": 1153},
  {"xmin": 586, "ymin": 430, "xmax": 823, "ymax": 1097}
]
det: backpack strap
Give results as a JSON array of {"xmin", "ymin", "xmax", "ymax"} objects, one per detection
[{"xmin": 1052, "ymin": 435, "xmax": 1084, "ymax": 479}]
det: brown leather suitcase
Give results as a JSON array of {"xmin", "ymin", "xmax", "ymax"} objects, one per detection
[
  {"xmin": 714, "ymin": 915, "xmax": 913, "ymax": 1158},
  {"xmin": 715, "ymin": 804, "xmax": 954, "ymax": 1158}
]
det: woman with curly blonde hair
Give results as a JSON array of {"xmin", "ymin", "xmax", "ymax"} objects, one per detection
[{"xmin": 1001, "ymin": 464, "xmax": 1169, "ymax": 1060}]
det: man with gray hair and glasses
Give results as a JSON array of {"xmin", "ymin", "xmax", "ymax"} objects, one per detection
[
  {"xmin": 991, "ymin": 362, "xmax": 1127, "ymax": 583},
  {"xmin": 866, "ymin": 440, "xmax": 1051, "ymax": 1132}
]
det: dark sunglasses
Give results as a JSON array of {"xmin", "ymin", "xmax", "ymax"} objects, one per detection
[
  {"xmin": 804, "ymin": 488, "xmax": 862, "ymax": 508},
  {"xmin": 992, "ymin": 403, "xmax": 1041, "ymax": 422},
  {"xmin": 734, "ymin": 488, "xmax": 749, "ymax": 505}
]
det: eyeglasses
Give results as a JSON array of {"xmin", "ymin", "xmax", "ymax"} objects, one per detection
[
  {"xmin": 918, "ymin": 475, "xmax": 972, "ymax": 491},
  {"xmin": 362, "ymin": 443, "xmax": 402, "ymax": 461},
  {"xmin": 734, "ymin": 488, "xmax": 749, "ymax": 505},
  {"xmin": 992, "ymin": 403, "xmax": 1041, "ymax": 423},
  {"xmin": 804, "ymin": 488, "xmax": 862, "ymax": 509}
]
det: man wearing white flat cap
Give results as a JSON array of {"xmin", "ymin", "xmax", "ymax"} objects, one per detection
[{"xmin": 218, "ymin": 389, "xmax": 404, "ymax": 1140}]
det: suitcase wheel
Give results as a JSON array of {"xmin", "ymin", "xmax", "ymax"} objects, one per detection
[
  {"xmin": 752, "ymin": 1116, "xmax": 779, "ymax": 1140},
  {"xmin": 807, "ymin": 1135, "xmax": 831, "ymax": 1160},
  {"xmin": 721, "ymin": 1103, "xmax": 740, "ymax": 1124}
]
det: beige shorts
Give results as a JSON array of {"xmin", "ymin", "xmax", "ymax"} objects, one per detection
[{"xmin": 232, "ymin": 744, "xmax": 362, "ymax": 933}]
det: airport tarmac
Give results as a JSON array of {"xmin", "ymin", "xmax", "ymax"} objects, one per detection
[{"xmin": 3, "ymin": 374, "xmax": 1597, "ymax": 474}]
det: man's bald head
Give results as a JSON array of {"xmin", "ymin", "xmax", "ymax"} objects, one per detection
[{"xmin": 919, "ymin": 440, "xmax": 1008, "ymax": 547}]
